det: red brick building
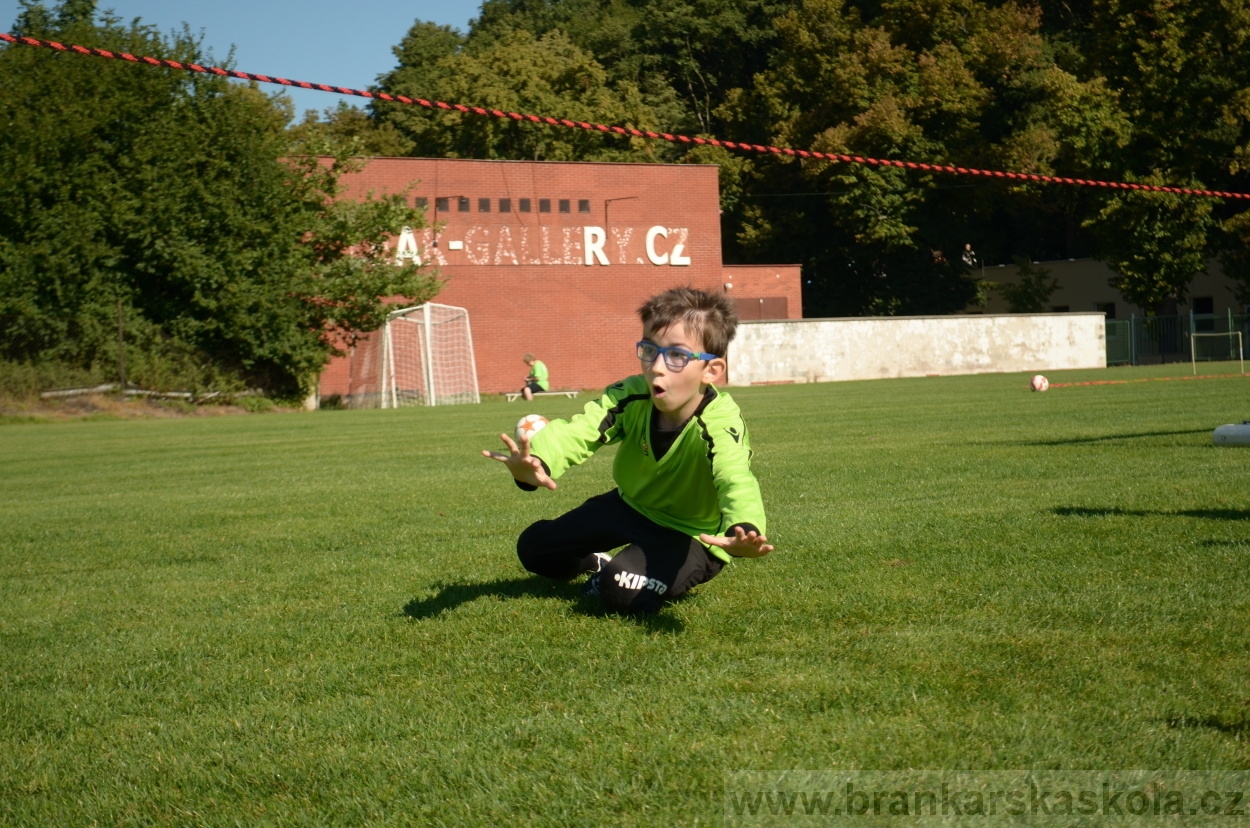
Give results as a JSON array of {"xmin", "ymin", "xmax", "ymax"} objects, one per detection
[{"xmin": 318, "ymin": 158, "xmax": 801, "ymax": 399}]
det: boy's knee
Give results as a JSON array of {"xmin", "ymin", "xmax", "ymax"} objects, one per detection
[
  {"xmin": 516, "ymin": 520, "xmax": 550, "ymax": 572},
  {"xmin": 598, "ymin": 559, "xmax": 667, "ymax": 615}
]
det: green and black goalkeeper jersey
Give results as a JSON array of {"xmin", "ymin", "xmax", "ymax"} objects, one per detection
[{"xmin": 528, "ymin": 375, "xmax": 766, "ymax": 563}]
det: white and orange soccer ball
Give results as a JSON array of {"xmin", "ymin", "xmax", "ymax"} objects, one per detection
[
  {"xmin": 1030, "ymin": 374, "xmax": 1049, "ymax": 392},
  {"xmin": 515, "ymin": 413, "xmax": 549, "ymax": 442}
]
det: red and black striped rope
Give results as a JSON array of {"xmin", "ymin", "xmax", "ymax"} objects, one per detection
[{"xmin": 5, "ymin": 31, "xmax": 1248, "ymax": 201}]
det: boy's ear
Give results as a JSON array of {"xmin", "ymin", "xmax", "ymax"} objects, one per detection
[{"xmin": 702, "ymin": 357, "xmax": 727, "ymax": 385}]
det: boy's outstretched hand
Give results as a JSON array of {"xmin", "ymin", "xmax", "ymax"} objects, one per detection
[
  {"xmin": 482, "ymin": 433, "xmax": 557, "ymax": 490},
  {"xmin": 700, "ymin": 526, "xmax": 774, "ymax": 558}
]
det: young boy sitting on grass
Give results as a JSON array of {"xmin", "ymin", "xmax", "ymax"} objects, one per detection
[{"xmin": 483, "ymin": 286, "xmax": 772, "ymax": 614}]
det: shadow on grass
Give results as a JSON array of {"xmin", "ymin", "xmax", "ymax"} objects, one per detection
[
  {"xmin": 1165, "ymin": 714, "xmax": 1250, "ymax": 738},
  {"xmin": 402, "ymin": 575, "xmax": 686, "ymax": 633},
  {"xmin": 1013, "ymin": 428, "xmax": 1212, "ymax": 447},
  {"xmin": 1054, "ymin": 506, "xmax": 1250, "ymax": 521}
]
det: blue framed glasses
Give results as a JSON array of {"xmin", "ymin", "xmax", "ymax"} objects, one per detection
[{"xmin": 636, "ymin": 341, "xmax": 719, "ymax": 371}]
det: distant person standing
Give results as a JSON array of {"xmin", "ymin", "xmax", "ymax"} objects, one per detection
[{"xmin": 521, "ymin": 353, "xmax": 548, "ymax": 401}]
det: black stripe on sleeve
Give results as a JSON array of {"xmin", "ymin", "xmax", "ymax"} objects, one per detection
[
  {"xmin": 597, "ymin": 394, "xmax": 651, "ymax": 443},
  {"xmin": 695, "ymin": 415, "xmax": 716, "ymax": 465},
  {"xmin": 692, "ymin": 387, "xmax": 720, "ymax": 463}
]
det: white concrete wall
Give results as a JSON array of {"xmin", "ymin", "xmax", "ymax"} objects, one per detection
[{"xmin": 728, "ymin": 313, "xmax": 1106, "ymax": 385}]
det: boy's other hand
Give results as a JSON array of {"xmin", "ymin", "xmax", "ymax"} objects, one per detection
[
  {"xmin": 482, "ymin": 433, "xmax": 557, "ymax": 490},
  {"xmin": 700, "ymin": 526, "xmax": 774, "ymax": 558}
]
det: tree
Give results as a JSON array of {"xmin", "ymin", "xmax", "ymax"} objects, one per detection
[
  {"xmin": 719, "ymin": 0, "xmax": 1126, "ymax": 315},
  {"xmin": 1085, "ymin": 183, "xmax": 1216, "ymax": 309},
  {"xmin": 1219, "ymin": 211, "xmax": 1250, "ymax": 308},
  {"xmin": 994, "ymin": 258, "xmax": 1059, "ymax": 313},
  {"xmin": 0, "ymin": 1, "xmax": 440, "ymax": 397},
  {"xmin": 288, "ymin": 102, "xmax": 413, "ymax": 158},
  {"xmin": 1056, "ymin": 0, "xmax": 1250, "ymax": 305},
  {"xmin": 373, "ymin": 25, "xmax": 663, "ymax": 162}
]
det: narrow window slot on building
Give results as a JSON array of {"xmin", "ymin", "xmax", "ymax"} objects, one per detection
[
  {"xmin": 478, "ymin": 197, "xmax": 491, "ymax": 212},
  {"xmin": 539, "ymin": 199, "xmax": 551, "ymax": 213},
  {"xmin": 499, "ymin": 198, "xmax": 511, "ymax": 213},
  {"xmin": 519, "ymin": 198, "xmax": 531, "ymax": 213},
  {"xmin": 558, "ymin": 199, "xmax": 571, "ymax": 213},
  {"xmin": 578, "ymin": 199, "xmax": 591, "ymax": 213}
]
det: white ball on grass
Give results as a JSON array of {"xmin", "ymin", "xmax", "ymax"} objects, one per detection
[
  {"xmin": 515, "ymin": 414, "xmax": 549, "ymax": 442},
  {"xmin": 1030, "ymin": 374, "xmax": 1049, "ymax": 392}
]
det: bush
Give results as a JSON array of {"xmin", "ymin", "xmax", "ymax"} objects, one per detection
[
  {"xmin": 1, "ymin": 2, "xmax": 440, "ymax": 401},
  {"xmin": 0, "ymin": 360, "xmax": 104, "ymax": 401},
  {"xmin": 238, "ymin": 395, "xmax": 275, "ymax": 414}
]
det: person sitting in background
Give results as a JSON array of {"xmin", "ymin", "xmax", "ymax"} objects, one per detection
[{"xmin": 521, "ymin": 353, "xmax": 548, "ymax": 401}]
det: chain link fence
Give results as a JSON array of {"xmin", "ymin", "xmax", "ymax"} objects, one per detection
[{"xmin": 1105, "ymin": 312, "xmax": 1248, "ymax": 366}]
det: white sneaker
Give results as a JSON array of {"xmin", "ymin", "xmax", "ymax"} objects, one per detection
[{"xmin": 585, "ymin": 552, "xmax": 612, "ymax": 574}]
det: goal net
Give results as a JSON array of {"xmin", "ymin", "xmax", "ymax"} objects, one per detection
[
  {"xmin": 1189, "ymin": 331, "xmax": 1244, "ymax": 375},
  {"xmin": 343, "ymin": 303, "xmax": 480, "ymax": 407}
]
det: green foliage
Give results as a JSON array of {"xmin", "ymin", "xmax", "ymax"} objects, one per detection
[
  {"xmin": 992, "ymin": 257, "xmax": 1059, "ymax": 313},
  {"xmin": 1053, "ymin": 0, "xmax": 1250, "ymax": 311},
  {"xmin": 2, "ymin": 369, "xmax": 1248, "ymax": 819},
  {"xmin": 0, "ymin": 1, "xmax": 440, "ymax": 398},
  {"xmin": 1084, "ymin": 181, "xmax": 1216, "ymax": 309},
  {"xmin": 1219, "ymin": 210, "xmax": 1250, "ymax": 307},
  {"xmin": 609, "ymin": 0, "xmax": 790, "ymax": 134},
  {"xmin": 0, "ymin": 358, "xmax": 100, "ymax": 400},
  {"xmin": 713, "ymin": 0, "xmax": 1117, "ymax": 315},
  {"xmin": 1078, "ymin": 0, "xmax": 1250, "ymax": 180},
  {"xmin": 238, "ymin": 394, "xmax": 275, "ymax": 413},
  {"xmin": 287, "ymin": 102, "xmax": 414, "ymax": 158},
  {"xmin": 1043, "ymin": 0, "xmax": 1250, "ymax": 309},
  {"xmin": 374, "ymin": 25, "xmax": 663, "ymax": 162},
  {"xmin": 282, "ymin": 153, "xmax": 443, "ymax": 349}
]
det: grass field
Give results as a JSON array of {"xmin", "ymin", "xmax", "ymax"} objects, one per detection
[{"xmin": 2, "ymin": 364, "xmax": 1248, "ymax": 825}]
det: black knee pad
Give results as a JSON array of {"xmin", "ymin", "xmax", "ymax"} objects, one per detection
[{"xmin": 598, "ymin": 559, "xmax": 666, "ymax": 615}]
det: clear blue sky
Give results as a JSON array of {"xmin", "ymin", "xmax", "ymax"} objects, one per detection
[{"xmin": 1, "ymin": 0, "xmax": 484, "ymax": 119}]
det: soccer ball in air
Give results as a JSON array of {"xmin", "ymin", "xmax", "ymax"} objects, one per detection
[
  {"xmin": 1030, "ymin": 374, "xmax": 1049, "ymax": 392},
  {"xmin": 515, "ymin": 414, "xmax": 549, "ymax": 442}
]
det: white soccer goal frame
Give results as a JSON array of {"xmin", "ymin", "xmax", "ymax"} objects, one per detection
[
  {"xmin": 1188, "ymin": 331, "xmax": 1244, "ymax": 375},
  {"xmin": 378, "ymin": 303, "xmax": 481, "ymax": 407}
]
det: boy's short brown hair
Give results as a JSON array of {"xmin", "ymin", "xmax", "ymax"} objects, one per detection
[{"xmin": 637, "ymin": 286, "xmax": 739, "ymax": 358}]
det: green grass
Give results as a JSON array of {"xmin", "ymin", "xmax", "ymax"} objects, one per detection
[{"xmin": 2, "ymin": 363, "xmax": 1248, "ymax": 825}]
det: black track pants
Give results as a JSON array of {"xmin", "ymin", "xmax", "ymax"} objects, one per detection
[{"xmin": 517, "ymin": 490, "xmax": 724, "ymax": 614}]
